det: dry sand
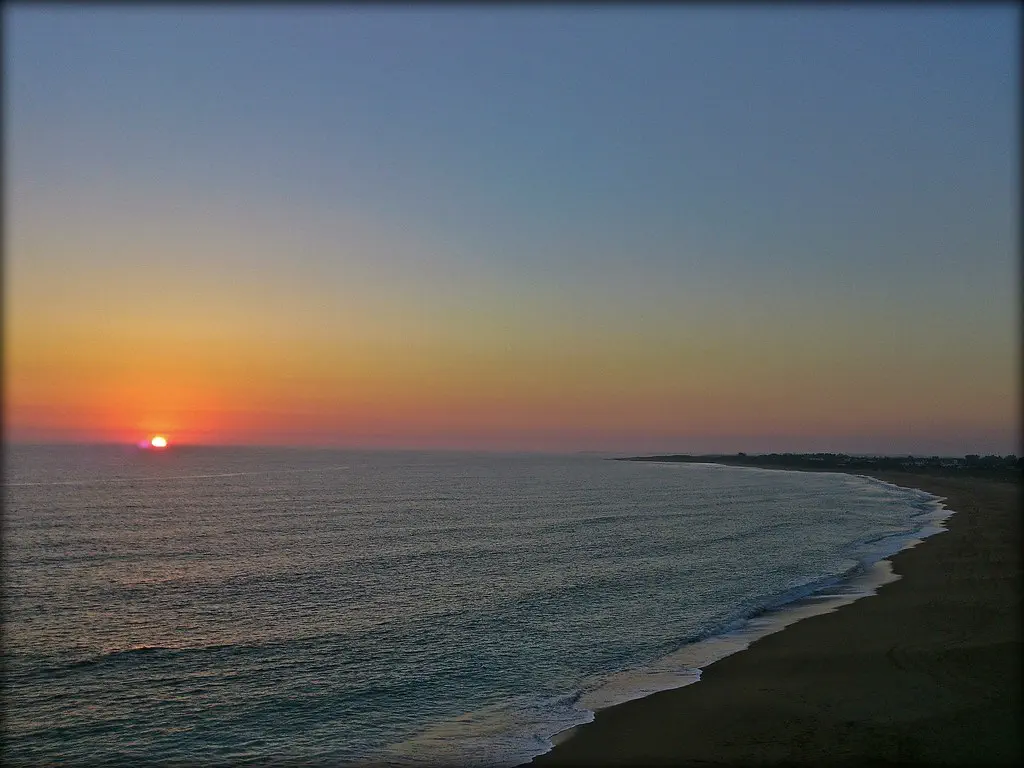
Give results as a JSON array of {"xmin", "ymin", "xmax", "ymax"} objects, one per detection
[{"xmin": 531, "ymin": 472, "xmax": 1021, "ymax": 766}]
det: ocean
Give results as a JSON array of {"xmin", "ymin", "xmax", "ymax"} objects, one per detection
[{"xmin": 2, "ymin": 445, "xmax": 948, "ymax": 766}]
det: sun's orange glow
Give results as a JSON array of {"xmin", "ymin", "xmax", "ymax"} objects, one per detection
[{"xmin": 150, "ymin": 435, "xmax": 168, "ymax": 448}]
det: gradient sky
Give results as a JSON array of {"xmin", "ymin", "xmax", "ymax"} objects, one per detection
[{"xmin": 5, "ymin": 4, "xmax": 1019, "ymax": 454}]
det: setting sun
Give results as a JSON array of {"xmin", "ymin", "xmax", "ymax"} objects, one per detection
[{"xmin": 150, "ymin": 436, "xmax": 168, "ymax": 448}]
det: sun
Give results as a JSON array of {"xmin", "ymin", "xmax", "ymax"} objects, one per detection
[{"xmin": 150, "ymin": 436, "xmax": 169, "ymax": 449}]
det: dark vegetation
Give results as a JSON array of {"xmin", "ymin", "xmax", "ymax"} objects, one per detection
[{"xmin": 622, "ymin": 452, "xmax": 1023, "ymax": 481}]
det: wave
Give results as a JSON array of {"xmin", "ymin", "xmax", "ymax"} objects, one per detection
[
  {"xmin": 67, "ymin": 642, "xmax": 249, "ymax": 669},
  {"xmin": 374, "ymin": 559, "xmax": 896, "ymax": 768},
  {"xmin": 69, "ymin": 645, "xmax": 182, "ymax": 668},
  {"xmin": 390, "ymin": 483, "xmax": 954, "ymax": 768},
  {"xmin": 2, "ymin": 466, "xmax": 351, "ymax": 488}
]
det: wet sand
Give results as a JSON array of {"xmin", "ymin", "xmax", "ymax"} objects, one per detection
[{"xmin": 531, "ymin": 471, "xmax": 1021, "ymax": 766}]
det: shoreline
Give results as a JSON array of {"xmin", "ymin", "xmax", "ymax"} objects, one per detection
[
  {"xmin": 539, "ymin": 469, "xmax": 949, "ymax": 747},
  {"xmin": 530, "ymin": 468, "xmax": 1021, "ymax": 766}
]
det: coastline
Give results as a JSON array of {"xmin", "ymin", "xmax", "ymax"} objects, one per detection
[{"xmin": 530, "ymin": 469, "xmax": 1021, "ymax": 766}]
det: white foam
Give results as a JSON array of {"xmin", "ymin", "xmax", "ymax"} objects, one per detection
[{"xmin": 378, "ymin": 693, "xmax": 593, "ymax": 768}]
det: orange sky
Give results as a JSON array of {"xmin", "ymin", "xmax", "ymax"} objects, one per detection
[{"xmin": 6, "ymin": 286, "xmax": 1017, "ymax": 452}]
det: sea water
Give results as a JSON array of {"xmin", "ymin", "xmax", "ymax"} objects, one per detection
[{"xmin": 2, "ymin": 446, "xmax": 947, "ymax": 766}]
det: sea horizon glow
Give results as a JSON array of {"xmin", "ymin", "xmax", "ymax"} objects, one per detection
[{"xmin": 5, "ymin": 5, "xmax": 1019, "ymax": 455}]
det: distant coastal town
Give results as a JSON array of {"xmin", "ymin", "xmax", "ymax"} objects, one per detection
[{"xmin": 622, "ymin": 452, "xmax": 1022, "ymax": 479}]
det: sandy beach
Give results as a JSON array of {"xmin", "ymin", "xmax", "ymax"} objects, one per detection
[{"xmin": 532, "ymin": 471, "xmax": 1021, "ymax": 766}]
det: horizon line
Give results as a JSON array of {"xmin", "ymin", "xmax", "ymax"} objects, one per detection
[{"xmin": 3, "ymin": 440, "xmax": 1014, "ymax": 460}]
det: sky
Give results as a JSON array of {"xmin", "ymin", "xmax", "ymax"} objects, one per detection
[{"xmin": 4, "ymin": 4, "xmax": 1019, "ymax": 454}]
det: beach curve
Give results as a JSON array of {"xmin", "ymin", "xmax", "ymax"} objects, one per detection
[{"xmin": 530, "ymin": 470, "xmax": 1021, "ymax": 766}]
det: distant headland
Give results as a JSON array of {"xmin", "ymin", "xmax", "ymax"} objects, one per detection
[{"xmin": 619, "ymin": 452, "xmax": 1022, "ymax": 480}]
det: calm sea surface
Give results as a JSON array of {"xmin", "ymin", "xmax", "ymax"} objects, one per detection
[{"xmin": 3, "ymin": 446, "xmax": 944, "ymax": 765}]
